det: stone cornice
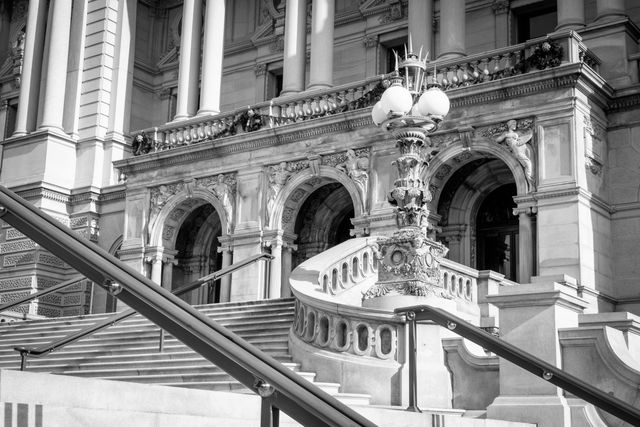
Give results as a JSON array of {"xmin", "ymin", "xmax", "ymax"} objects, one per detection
[
  {"xmin": 607, "ymin": 90, "xmax": 640, "ymax": 113},
  {"xmin": 13, "ymin": 183, "xmax": 125, "ymax": 206}
]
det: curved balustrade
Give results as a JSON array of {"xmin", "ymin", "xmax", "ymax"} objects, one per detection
[
  {"xmin": 291, "ymin": 299, "xmax": 402, "ymax": 361},
  {"xmin": 318, "ymin": 243, "xmax": 378, "ymax": 295}
]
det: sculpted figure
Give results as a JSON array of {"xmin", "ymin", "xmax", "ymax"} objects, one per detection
[
  {"xmin": 495, "ymin": 120, "xmax": 534, "ymax": 190},
  {"xmin": 267, "ymin": 162, "xmax": 292, "ymax": 214},
  {"xmin": 337, "ymin": 150, "xmax": 369, "ymax": 199},
  {"xmin": 212, "ymin": 174, "xmax": 234, "ymax": 229}
]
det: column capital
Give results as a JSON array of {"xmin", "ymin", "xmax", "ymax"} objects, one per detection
[{"xmin": 491, "ymin": 0, "xmax": 510, "ymax": 15}]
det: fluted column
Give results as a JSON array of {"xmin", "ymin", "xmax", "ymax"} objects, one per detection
[
  {"xmin": 13, "ymin": 0, "xmax": 47, "ymax": 136},
  {"xmin": 595, "ymin": 0, "xmax": 626, "ymax": 21},
  {"xmin": 281, "ymin": 245, "xmax": 294, "ymax": 298},
  {"xmin": 38, "ymin": 0, "xmax": 73, "ymax": 132},
  {"xmin": 198, "ymin": 0, "xmax": 225, "ymax": 115},
  {"xmin": 409, "ymin": 0, "xmax": 433, "ymax": 57},
  {"xmin": 174, "ymin": 0, "xmax": 202, "ymax": 121},
  {"xmin": 308, "ymin": 0, "xmax": 335, "ymax": 90},
  {"xmin": 281, "ymin": 0, "xmax": 307, "ymax": 95},
  {"xmin": 556, "ymin": 0, "xmax": 585, "ymax": 30},
  {"xmin": 438, "ymin": 0, "xmax": 466, "ymax": 59}
]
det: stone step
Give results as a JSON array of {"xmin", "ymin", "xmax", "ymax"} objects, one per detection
[{"xmin": 0, "ymin": 311, "xmax": 295, "ymax": 338}]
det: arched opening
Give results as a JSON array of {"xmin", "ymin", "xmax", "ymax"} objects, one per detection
[
  {"xmin": 292, "ymin": 182, "xmax": 354, "ymax": 269},
  {"xmin": 172, "ymin": 204, "xmax": 223, "ymax": 304},
  {"xmin": 476, "ymin": 184, "xmax": 518, "ymax": 280},
  {"xmin": 434, "ymin": 152, "xmax": 530, "ymax": 282}
]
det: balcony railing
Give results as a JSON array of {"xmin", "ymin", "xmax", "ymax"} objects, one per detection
[{"xmin": 129, "ymin": 31, "xmax": 599, "ymax": 157}]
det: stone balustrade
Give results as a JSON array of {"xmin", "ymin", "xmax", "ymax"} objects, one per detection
[
  {"xmin": 318, "ymin": 243, "xmax": 378, "ymax": 295},
  {"xmin": 129, "ymin": 31, "xmax": 599, "ymax": 157}
]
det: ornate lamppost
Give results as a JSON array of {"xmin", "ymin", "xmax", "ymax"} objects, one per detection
[{"xmin": 363, "ymin": 43, "xmax": 451, "ymax": 307}]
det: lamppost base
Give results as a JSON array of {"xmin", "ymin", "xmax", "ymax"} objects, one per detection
[{"xmin": 363, "ymin": 228, "xmax": 449, "ymax": 304}]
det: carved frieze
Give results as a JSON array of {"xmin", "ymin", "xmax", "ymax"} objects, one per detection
[{"xmin": 583, "ymin": 114, "xmax": 606, "ymax": 177}]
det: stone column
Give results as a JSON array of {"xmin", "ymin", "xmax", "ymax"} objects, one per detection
[
  {"xmin": 149, "ymin": 255, "xmax": 163, "ymax": 285},
  {"xmin": 38, "ymin": 0, "xmax": 73, "ymax": 132},
  {"xmin": 595, "ymin": 0, "xmax": 626, "ymax": 21},
  {"xmin": 556, "ymin": 0, "xmax": 585, "ymax": 30},
  {"xmin": 281, "ymin": 0, "xmax": 307, "ymax": 95},
  {"xmin": 219, "ymin": 247, "xmax": 233, "ymax": 302},
  {"xmin": 174, "ymin": 0, "xmax": 202, "ymax": 121},
  {"xmin": 0, "ymin": 100, "xmax": 8, "ymax": 140},
  {"xmin": 486, "ymin": 276, "xmax": 588, "ymax": 427},
  {"xmin": 198, "ymin": 0, "xmax": 225, "ymax": 115},
  {"xmin": 516, "ymin": 206, "xmax": 536, "ymax": 284},
  {"xmin": 281, "ymin": 241, "xmax": 296, "ymax": 298},
  {"xmin": 268, "ymin": 238, "xmax": 283, "ymax": 299},
  {"xmin": 409, "ymin": 0, "xmax": 433, "ymax": 56},
  {"xmin": 438, "ymin": 0, "xmax": 466, "ymax": 60},
  {"xmin": 13, "ymin": 0, "xmax": 47, "ymax": 136},
  {"xmin": 161, "ymin": 252, "xmax": 177, "ymax": 291},
  {"xmin": 308, "ymin": 0, "xmax": 335, "ymax": 90}
]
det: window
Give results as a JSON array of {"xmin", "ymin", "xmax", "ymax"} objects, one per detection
[
  {"xmin": 379, "ymin": 35, "xmax": 408, "ymax": 74},
  {"xmin": 512, "ymin": 1, "xmax": 557, "ymax": 43},
  {"xmin": 3, "ymin": 99, "xmax": 17, "ymax": 139},
  {"xmin": 266, "ymin": 67, "xmax": 283, "ymax": 99}
]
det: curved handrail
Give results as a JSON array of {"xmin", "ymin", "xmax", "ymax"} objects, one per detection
[
  {"xmin": 0, "ymin": 185, "xmax": 376, "ymax": 426},
  {"xmin": 0, "ymin": 274, "xmax": 84, "ymax": 315},
  {"xmin": 14, "ymin": 253, "xmax": 274, "ymax": 367},
  {"xmin": 395, "ymin": 305, "xmax": 640, "ymax": 426}
]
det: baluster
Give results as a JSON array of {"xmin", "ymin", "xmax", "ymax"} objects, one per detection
[
  {"xmin": 492, "ymin": 55, "xmax": 502, "ymax": 79},
  {"xmin": 481, "ymin": 57, "xmax": 490, "ymax": 80},
  {"xmin": 441, "ymin": 67, "xmax": 450, "ymax": 88}
]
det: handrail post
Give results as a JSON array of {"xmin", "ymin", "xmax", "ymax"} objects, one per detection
[
  {"xmin": 260, "ymin": 398, "xmax": 279, "ymax": 427},
  {"xmin": 16, "ymin": 348, "xmax": 28, "ymax": 371},
  {"xmin": 406, "ymin": 311, "xmax": 421, "ymax": 412},
  {"xmin": 158, "ymin": 329, "xmax": 165, "ymax": 353}
]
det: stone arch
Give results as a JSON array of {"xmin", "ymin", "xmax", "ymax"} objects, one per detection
[
  {"xmin": 149, "ymin": 188, "xmax": 229, "ymax": 249},
  {"xmin": 427, "ymin": 139, "xmax": 530, "ymax": 201},
  {"xmin": 428, "ymin": 141, "xmax": 533, "ymax": 282},
  {"xmin": 270, "ymin": 165, "xmax": 366, "ymax": 232}
]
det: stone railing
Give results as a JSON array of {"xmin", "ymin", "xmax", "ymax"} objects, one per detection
[
  {"xmin": 291, "ymin": 298, "xmax": 402, "ymax": 361},
  {"xmin": 440, "ymin": 258, "xmax": 478, "ymax": 303},
  {"xmin": 317, "ymin": 243, "xmax": 378, "ymax": 295},
  {"xmin": 129, "ymin": 30, "xmax": 599, "ymax": 156}
]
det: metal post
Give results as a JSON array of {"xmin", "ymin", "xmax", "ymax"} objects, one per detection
[
  {"xmin": 158, "ymin": 329, "xmax": 165, "ymax": 353},
  {"xmin": 260, "ymin": 398, "xmax": 279, "ymax": 427},
  {"xmin": 406, "ymin": 311, "xmax": 421, "ymax": 412},
  {"xmin": 18, "ymin": 349, "xmax": 28, "ymax": 371}
]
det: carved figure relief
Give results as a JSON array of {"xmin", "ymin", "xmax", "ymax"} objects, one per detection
[
  {"xmin": 267, "ymin": 162, "xmax": 292, "ymax": 225},
  {"xmin": 150, "ymin": 182, "xmax": 184, "ymax": 223},
  {"xmin": 197, "ymin": 174, "xmax": 237, "ymax": 233},
  {"xmin": 495, "ymin": 119, "xmax": 535, "ymax": 191},
  {"xmin": 334, "ymin": 149, "xmax": 369, "ymax": 202}
]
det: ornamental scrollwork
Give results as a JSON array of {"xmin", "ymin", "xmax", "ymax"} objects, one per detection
[{"xmin": 196, "ymin": 174, "xmax": 237, "ymax": 233}]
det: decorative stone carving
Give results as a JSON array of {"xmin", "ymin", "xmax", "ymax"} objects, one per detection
[
  {"xmin": 583, "ymin": 114, "xmax": 606, "ymax": 178},
  {"xmin": 378, "ymin": 0, "xmax": 403, "ymax": 24},
  {"xmin": 150, "ymin": 182, "xmax": 185, "ymax": 223},
  {"xmin": 266, "ymin": 162, "xmax": 293, "ymax": 226},
  {"xmin": 363, "ymin": 35, "xmax": 377, "ymax": 48},
  {"xmin": 254, "ymin": 63, "xmax": 267, "ymax": 76},
  {"xmin": 335, "ymin": 149, "xmax": 369, "ymax": 203},
  {"xmin": 491, "ymin": 0, "xmax": 510, "ymax": 14},
  {"xmin": 364, "ymin": 229, "xmax": 449, "ymax": 299},
  {"xmin": 11, "ymin": 31, "xmax": 25, "ymax": 88},
  {"xmin": 494, "ymin": 119, "xmax": 535, "ymax": 192},
  {"xmin": 197, "ymin": 174, "xmax": 237, "ymax": 232}
]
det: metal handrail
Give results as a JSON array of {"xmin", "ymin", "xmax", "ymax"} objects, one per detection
[
  {"xmin": 15, "ymin": 253, "xmax": 274, "ymax": 367},
  {"xmin": 395, "ymin": 305, "xmax": 640, "ymax": 426},
  {"xmin": 0, "ymin": 274, "xmax": 84, "ymax": 315},
  {"xmin": 0, "ymin": 185, "xmax": 375, "ymax": 426}
]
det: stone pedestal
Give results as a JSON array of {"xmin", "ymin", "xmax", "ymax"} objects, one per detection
[{"xmin": 485, "ymin": 276, "xmax": 588, "ymax": 427}]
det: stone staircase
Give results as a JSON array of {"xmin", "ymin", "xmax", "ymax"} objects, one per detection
[{"xmin": 0, "ymin": 298, "xmax": 370, "ymax": 405}]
